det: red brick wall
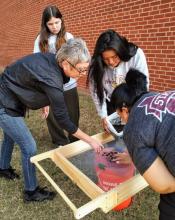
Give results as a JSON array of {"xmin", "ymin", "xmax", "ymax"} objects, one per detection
[{"xmin": 0, "ymin": 0, "xmax": 174, "ymax": 92}]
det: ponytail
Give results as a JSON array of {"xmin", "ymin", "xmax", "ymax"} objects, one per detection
[{"xmin": 111, "ymin": 68, "xmax": 147, "ymax": 110}]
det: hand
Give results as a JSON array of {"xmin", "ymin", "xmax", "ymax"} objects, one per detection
[
  {"xmin": 111, "ymin": 151, "xmax": 132, "ymax": 164},
  {"xmin": 101, "ymin": 118, "xmax": 111, "ymax": 133},
  {"xmin": 72, "ymin": 128, "xmax": 104, "ymax": 153},
  {"xmin": 41, "ymin": 106, "xmax": 50, "ymax": 119},
  {"xmin": 89, "ymin": 138, "xmax": 104, "ymax": 153}
]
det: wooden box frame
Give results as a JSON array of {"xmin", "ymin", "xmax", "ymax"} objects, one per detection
[{"xmin": 31, "ymin": 132, "xmax": 148, "ymax": 219}]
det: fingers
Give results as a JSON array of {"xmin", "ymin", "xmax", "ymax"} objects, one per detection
[
  {"xmin": 104, "ymin": 125, "xmax": 111, "ymax": 133},
  {"xmin": 92, "ymin": 141, "xmax": 104, "ymax": 153},
  {"xmin": 41, "ymin": 106, "xmax": 50, "ymax": 119},
  {"xmin": 95, "ymin": 148, "xmax": 101, "ymax": 154},
  {"xmin": 96, "ymin": 144, "xmax": 104, "ymax": 153},
  {"xmin": 112, "ymin": 152, "xmax": 131, "ymax": 164},
  {"xmin": 102, "ymin": 118, "xmax": 111, "ymax": 133},
  {"xmin": 41, "ymin": 113, "xmax": 49, "ymax": 119},
  {"xmin": 41, "ymin": 111, "xmax": 49, "ymax": 119}
]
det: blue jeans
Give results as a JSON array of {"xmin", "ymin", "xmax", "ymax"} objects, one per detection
[{"xmin": 0, "ymin": 108, "xmax": 38, "ymax": 191}]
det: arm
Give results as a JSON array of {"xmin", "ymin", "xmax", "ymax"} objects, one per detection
[
  {"xmin": 89, "ymin": 81, "xmax": 111, "ymax": 132},
  {"xmin": 134, "ymin": 48, "xmax": 149, "ymax": 89},
  {"xmin": 41, "ymin": 84, "xmax": 104, "ymax": 152},
  {"xmin": 33, "ymin": 35, "xmax": 50, "ymax": 118},
  {"xmin": 143, "ymin": 156, "xmax": 175, "ymax": 194},
  {"xmin": 124, "ymin": 128, "xmax": 175, "ymax": 194},
  {"xmin": 73, "ymin": 128, "xmax": 104, "ymax": 153},
  {"xmin": 89, "ymin": 82, "xmax": 108, "ymax": 119},
  {"xmin": 33, "ymin": 35, "xmax": 41, "ymax": 53}
]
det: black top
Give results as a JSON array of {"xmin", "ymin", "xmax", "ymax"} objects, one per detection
[
  {"xmin": 0, "ymin": 52, "xmax": 77, "ymax": 134},
  {"xmin": 123, "ymin": 91, "xmax": 175, "ymax": 176}
]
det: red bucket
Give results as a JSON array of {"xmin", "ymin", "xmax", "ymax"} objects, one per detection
[{"xmin": 95, "ymin": 147, "xmax": 135, "ymax": 211}]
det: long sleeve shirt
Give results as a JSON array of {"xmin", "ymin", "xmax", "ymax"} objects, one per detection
[
  {"xmin": 90, "ymin": 48, "xmax": 149, "ymax": 119},
  {"xmin": 0, "ymin": 53, "xmax": 77, "ymax": 134},
  {"xmin": 33, "ymin": 32, "xmax": 77, "ymax": 91}
]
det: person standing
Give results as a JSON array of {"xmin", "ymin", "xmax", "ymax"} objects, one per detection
[{"xmin": 34, "ymin": 5, "xmax": 79, "ymax": 145}]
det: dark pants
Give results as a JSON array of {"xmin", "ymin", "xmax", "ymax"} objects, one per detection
[
  {"xmin": 46, "ymin": 87, "xmax": 79, "ymax": 145},
  {"xmin": 106, "ymin": 99, "xmax": 115, "ymax": 115},
  {"xmin": 159, "ymin": 193, "xmax": 175, "ymax": 220}
]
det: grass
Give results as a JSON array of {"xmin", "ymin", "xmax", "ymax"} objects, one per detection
[{"xmin": 0, "ymin": 91, "xmax": 159, "ymax": 220}]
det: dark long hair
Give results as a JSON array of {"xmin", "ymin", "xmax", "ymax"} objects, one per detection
[
  {"xmin": 39, "ymin": 5, "xmax": 66, "ymax": 52},
  {"xmin": 87, "ymin": 29, "xmax": 138, "ymax": 105},
  {"xmin": 110, "ymin": 68, "xmax": 147, "ymax": 110}
]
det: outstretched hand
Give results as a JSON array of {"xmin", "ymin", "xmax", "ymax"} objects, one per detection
[
  {"xmin": 89, "ymin": 138, "xmax": 104, "ymax": 153},
  {"xmin": 111, "ymin": 151, "xmax": 132, "ymax": 164}
]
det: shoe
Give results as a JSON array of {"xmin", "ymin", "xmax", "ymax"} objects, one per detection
[
  {"xmin": 24, "ymin": 186, "xmax": 56, "ymax": 202},
  {"xmin": 0, "ymin": 166, "xmax": 20, "ymax": 180}
]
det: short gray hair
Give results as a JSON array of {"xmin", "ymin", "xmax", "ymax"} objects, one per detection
[{"xmin": 56, "ymin": 38, "xmax": 91, "ymax": 65}]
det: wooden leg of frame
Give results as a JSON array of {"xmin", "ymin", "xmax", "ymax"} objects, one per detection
[
  {"xmin": 33, "ymin": 161, "xmax": 77, "ymax": 213},
  {"xmin": 75, "ymin": 174, "xmax": 148, "ymax": 219}
]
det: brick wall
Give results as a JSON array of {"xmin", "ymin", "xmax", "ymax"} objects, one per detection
[{"xmin": 0, "ymin": 0, "xmax": 174, "ymax": 92}]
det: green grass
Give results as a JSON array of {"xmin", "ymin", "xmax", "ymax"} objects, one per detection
[{"xmin": 0, "ymin": 91, "xmax": 159, "ymax": 220}]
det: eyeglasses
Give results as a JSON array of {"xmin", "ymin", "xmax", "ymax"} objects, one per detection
[{"xmin": 66, "ymin": 60, "xmax": 88, "ymax": 75}]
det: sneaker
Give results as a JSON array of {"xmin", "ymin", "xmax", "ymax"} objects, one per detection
[
  {"xmin": 0, "ymin": 166, "xmax": 20, "ymax": 180},
  {"xmin": 24, "ymin": 186, "xmax": 56, "ymax": 202}
]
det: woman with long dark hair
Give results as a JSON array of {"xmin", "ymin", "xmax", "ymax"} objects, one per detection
[
  {"xmin": 87, "ymin": 29, "xmax": 149, "ymax": 133},
  {"xmin": 34, "ymin": 5, "xmax": 79, "ymax": 146},
  {"xmin": 111, "ymin": 68, "xmax": 175, "ymax": 220}
]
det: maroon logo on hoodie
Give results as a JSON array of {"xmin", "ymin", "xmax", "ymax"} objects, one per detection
[{"xmin": 138, "ymin": 91, "xmax": 175, "ymax": 122}]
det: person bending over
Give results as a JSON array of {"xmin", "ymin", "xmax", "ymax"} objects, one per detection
[
  {"xmin": 87, "ymin": 29, "xmax": 149, "ymax": 164},
  {"xmin": 0, "ymin": 38, "xmax": 103, "ymax": 202},
  {"xmin": 87, "ymin": 29, "xmax": 149, "ymax": 132},
  {"xmin": 111, "ymin": 68, "xmax": 175, "ymax": 220}
]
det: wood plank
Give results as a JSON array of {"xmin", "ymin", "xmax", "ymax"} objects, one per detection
[
  {"xmin": 57, "ymin": 132, "xmax": 114, "ymax": 158},
  {"xmin": 30, "ymin": 132, "xmax": 113, "ymax": 163},
  {"xmin": 33, "ymin": 161, "xmax": 77, "ymax": 213},
  {"xmin": 74, "ymin": 174, "xmax": 148, "ymax": 219},
  {"xmin": 30, "ymin": 148, "xmax": 58, "ymax": 163}
]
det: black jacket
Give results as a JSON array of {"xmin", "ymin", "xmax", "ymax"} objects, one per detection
[{"xmin": 0, "ymin": 52, "xmax": 77, "ymax": 134}]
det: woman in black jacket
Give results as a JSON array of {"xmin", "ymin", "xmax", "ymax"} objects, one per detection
[{"xmin": 0, "ymin": 38, "xmax": 103, "ymax": 202}]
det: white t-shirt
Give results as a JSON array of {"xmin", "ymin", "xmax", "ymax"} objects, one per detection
[
  {"xmin": 33, "ymin": 32, "xmax": 77, "ymax": 91},
  {"xmin": 90, "ymin": 48, "xmax": 149, "ymax": 119}
]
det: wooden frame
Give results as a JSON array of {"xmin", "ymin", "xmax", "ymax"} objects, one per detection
[{"xmin": 31, "ymin": 132, "xmax": 148, "ymax": 219}]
